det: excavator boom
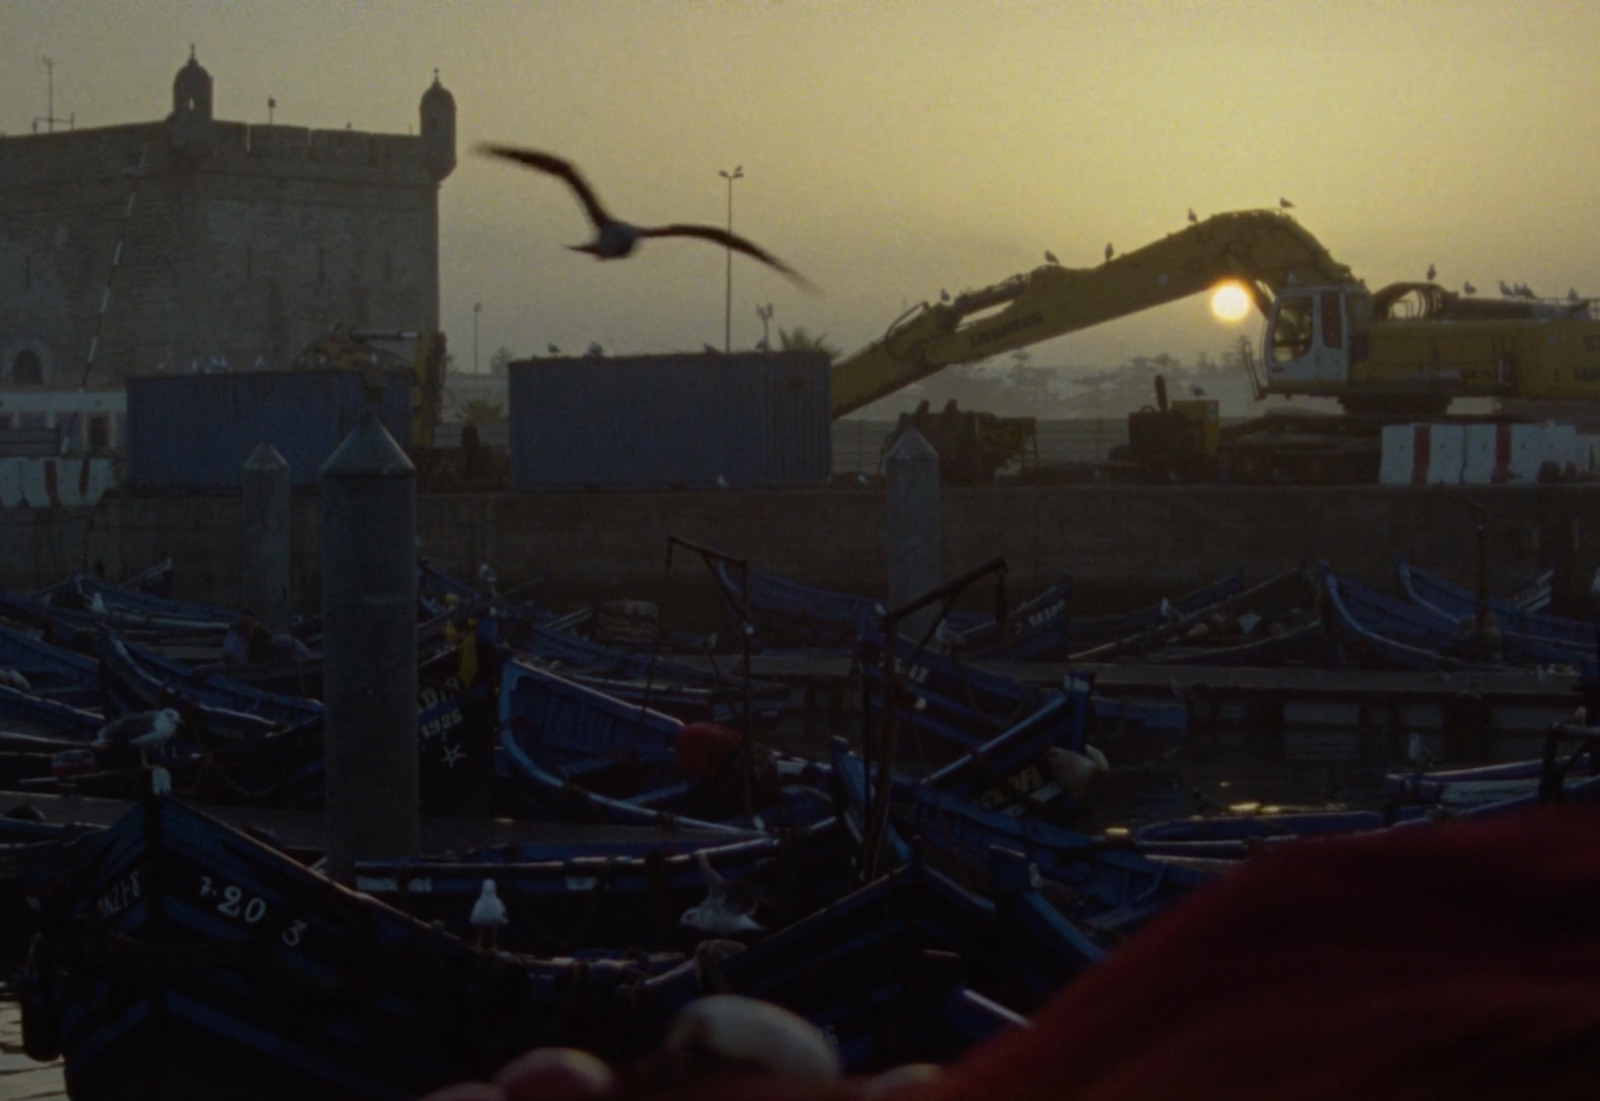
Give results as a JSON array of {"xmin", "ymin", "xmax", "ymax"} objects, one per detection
[{"xmin": 830, "ymin": 210, "xmax": 1355, "ymax": 417}]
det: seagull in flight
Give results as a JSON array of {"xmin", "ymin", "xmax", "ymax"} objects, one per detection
[{"xmin": 479, "ymin": 144, "xmax": 816, "ymax": 291}]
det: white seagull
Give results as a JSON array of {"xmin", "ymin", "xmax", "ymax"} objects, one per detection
[
  {"xmin": 681, "ymin": 851, "xmax": 765, "ymax": 938},
  {"xmin": 1045, "ymin": 744, "xmax": 1110, "ymax": 802},
  {"xmin": 92, "ymin": 708, "xmax": 182, "ymax": 765},
  {"xmin": 471, "ymin": 878, "xmax": 509, "ymax": 950},
  {"xmin": 1406, "ymin": 732, "xmax": 1438, "ymax": 770},
  {"xmin": 479, "ymin": 144, "xmax": 816, "ymax": 291}
]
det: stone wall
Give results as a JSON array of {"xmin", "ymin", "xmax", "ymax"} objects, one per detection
[
  {"xmin": 0, "ymin": 59, "xmax": 451, "ymax": 388},
  {"xmin": 0, "ymin": 484, "xmax": 1592, "ymax": 623}
]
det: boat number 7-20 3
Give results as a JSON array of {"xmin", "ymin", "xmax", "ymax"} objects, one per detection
[{"xmin": 197, "ymin": 875, "xmax": 307, "ymax": 946}]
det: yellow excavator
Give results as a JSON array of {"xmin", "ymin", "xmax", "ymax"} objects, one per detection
[{"xmin": 830, "ymin": 209, "xmax": 1600, "ymax": 481}]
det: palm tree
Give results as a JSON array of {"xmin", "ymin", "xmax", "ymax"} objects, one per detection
[
  {"xmin": 459, "ymin": 399, "xmax": 505, "ymax": 425},
  {"xmin": 777, "ymin": 326, "xmax": 841, "ymax": 361}
]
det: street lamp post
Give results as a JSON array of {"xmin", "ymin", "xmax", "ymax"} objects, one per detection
[
  {"xmin": 718, "ymin": 166, "xmax": 743, "ymax": 353},
  {"xmin": 473, "ymin": 302, "xmax": 482, "ymax": 373}
]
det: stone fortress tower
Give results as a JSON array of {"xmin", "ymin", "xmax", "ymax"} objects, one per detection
[{"xmin": 0, "ymin": 51, "xmax": 455, "ymax": 393}]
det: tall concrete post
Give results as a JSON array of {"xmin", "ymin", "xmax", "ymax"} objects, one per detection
[
  {"xmin": 241, "ymin": 442, "xmax": 291, "ymax": 635},
  {"xmin": 886, "ymin": 427, "xmax": 941, "ymax": 638},
  {"xmin": 320, "ymin": 412, "xmax": 418, "ymax": 880}
]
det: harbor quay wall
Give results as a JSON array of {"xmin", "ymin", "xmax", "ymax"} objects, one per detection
[{"xmin": 0, "ymin": 484, "xmax": 1593, "ymax": 622}]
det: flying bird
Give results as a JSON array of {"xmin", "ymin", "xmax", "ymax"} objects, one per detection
[
  {"xmin": 479, "ymin": 144, "xmax": 816, "ymax": 291},
  {"xmin": 1187, "ymin": 208, "xmax": 1198, "ymax": 224},
  {"xmin": 471, "ymin": 878, "xmax": 509, "ymax": 950},
  {"xmin": 1426, "ymin": 263, "xmax": 1436, "ymax": 282},
  {"xmin": 92, "ymin": 708, "xmax": 181, "ymax": 765},
  {"xmin": 681, "ymin": 851, "xmax": 764, "ymax": 938},
  {"xmin": 1044, "ymin": 251, "xmax": 1060, "ymax": 266},
  {"xmin": 1104, "ymin": 243, "xmax": 1115, "ymax": 262},
  {"xmin": 1279, "ymin": 196, "xmax": 1295, "ymax": 210}
]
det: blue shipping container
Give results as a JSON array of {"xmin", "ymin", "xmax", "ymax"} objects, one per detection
[
  {"xmin": 508, "ymin": 352, "xmax": 832, "ymax": 491},
  {"xmin": 126, "ymin": 369, "xmax": 413, "ymax": 491}
]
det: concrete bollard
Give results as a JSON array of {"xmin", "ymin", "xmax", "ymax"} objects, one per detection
[
  {"xmin": 320, "ymin": 412, "xmax": 419, "ymax": 880},
  {"xmin": 240, "ymin": 442, "xmax": 292, "ymax": 636},
  {"xmin": 886, "ymin": 426, "xmax": 941, "ymax": 639}
]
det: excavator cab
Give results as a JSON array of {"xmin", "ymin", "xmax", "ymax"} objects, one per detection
[{"xmin": 1263, "ymin": 287, "xmax": 1355, "ymax": 390}]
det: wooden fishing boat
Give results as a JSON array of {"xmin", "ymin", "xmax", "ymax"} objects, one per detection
[
  {"xmin": 353, "ymin": 818, "xmax": 853, "ymax": 957},
  {"xmin": 1396, "ymin": 557, "xmax": 1593, "ymax": 666},
  {"xmin": 856, "ymin": 625, "xmax": 1185, "ymax": 767},
  {"xmin": 498, "ymin": 657, "xmax": 830, "ymax": 831},
  {"xmin": 16, "ymin": 793, "xmax": 695, "ymax": 1099},
  {"xmin": 1321, "ymin": 573, "xmax": 1498, "ymax": 672}
]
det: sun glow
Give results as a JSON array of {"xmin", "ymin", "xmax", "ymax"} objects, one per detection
[{"xmin": 1210, "ymin": 282, "xmax": 1252, "ymax": 323}]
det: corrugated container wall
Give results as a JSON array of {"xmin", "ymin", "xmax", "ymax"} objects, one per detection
[
  {"xmin": 126, "ymin": 369, "xmax": 414, "ymax": 492},
  {"xmin": 508, "ymin": 353, "xmax": 832, "ymax": 491}
]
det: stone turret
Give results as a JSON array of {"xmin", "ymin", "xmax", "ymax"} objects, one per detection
[
  {"xmin": 169, "ymin": 46, "xmax": 215, "ymax": 157},
  {"xmin": 420, "ymin": 70, "xmax": 456, "ymax": 182}
]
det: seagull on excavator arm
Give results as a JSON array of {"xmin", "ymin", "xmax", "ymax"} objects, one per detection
[{"xmin": 478, "ymin": 144, "xmax": 817, "ymax": 292}]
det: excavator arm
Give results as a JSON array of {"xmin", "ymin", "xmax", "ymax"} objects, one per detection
[{"xmin": 830, "ymin": 209, "xmax": 1356, "ymax": 417}]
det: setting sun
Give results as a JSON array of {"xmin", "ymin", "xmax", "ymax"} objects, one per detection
[{"xmin": 1210, "ymin": 283, "xmax": 1252, "ymax": 323}]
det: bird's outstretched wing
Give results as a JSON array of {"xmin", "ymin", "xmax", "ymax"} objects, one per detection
[
  {"xmin": 642, "ymin": 224, "xmax": 818, "ymax": 292},
  {"xmin": 477, "ymin": 143, "xmax": 612, "ymax": 228}
]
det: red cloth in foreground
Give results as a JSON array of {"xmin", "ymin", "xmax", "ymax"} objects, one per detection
[{"xmin": 922, "ymin": 806, "xmax": 1600, "ymax": 1101}]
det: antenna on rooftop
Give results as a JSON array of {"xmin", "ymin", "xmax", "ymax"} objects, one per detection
[{"xmin": 32, "ymin": 56, "xmax": 74, "ymax": 134}]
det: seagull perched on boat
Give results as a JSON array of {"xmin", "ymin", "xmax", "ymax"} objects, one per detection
[
  {"xmin": 681, "ymin": 851, "xmax": 765, "ymax": 938},
  {"xmin": 1104, "ymin": 242, "xmax": 1115, "ymax": 262},
  {"xmin": 1045, "ymin": 745, "xmax": 1109, "ymax": 802},
  {"xmin": 546, "ymin": 343, "xmax": 561, "ymax": 355},
  {"xmin": 1187, "ymin": 208, "xmax": 1199, "ymax": 224},
  {"xmin": 92, "ymin": 708, "xmax": 181, "ymax": 765},
  {"xmin": 1279, "ymin": 196, "xmax": 1295, "ymax": 210},
  {"xmin": 1463, "ymin": 281, "xmax": 1477, "ymax": 295},
  {"xmin": 477, "ymin": 563, "xmax": 498, "ymax": 599},
  {"xmin": 1044, "ymin": 251, "xmax": 1060, "ymax": 266},
  {"xmin": 478, "ymin": 144, "xmax": 816, "ymax": 291},
  {"xmin": 1406, "ymin": 732, "xmax": 1438, "ymax": 770},
  {"xmin": 1426, "ymin": 263, "xmax": 1436, "ymax": 282},
  {"xmin": 471, "ymin": 878, "xmax": 509, "ymax": 950}
]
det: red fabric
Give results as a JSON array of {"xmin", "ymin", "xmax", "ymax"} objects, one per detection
[
  {"xmin": 923, "ymin": 806, "xmax": 1600, "ymax": 1101},
  {"xmin": 676, "ymin": 723, "xmax": 742, "ymax": 788}
]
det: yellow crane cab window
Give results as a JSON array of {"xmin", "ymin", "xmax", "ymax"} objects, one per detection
[
  {"xmin": 1320, "ymin": 291, "xmax": 1344, "ymax": 349},
  {"xmin": 1270, "ymin": 296, "xmax": 1315, "ymax": 364}
]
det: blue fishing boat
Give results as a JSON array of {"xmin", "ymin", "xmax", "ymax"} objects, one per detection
[
  {"xmin": 1322, "ymin": 573, "xmax": 1498, "ymax": 671},
  {"xmin": 857, "ymin": 624, "xmax": 1185, "ymax": 767},
  {"xmin": 354, "ymin": 818, "xmax": 853, "ymax": 957},
  {"xmin": 498, "ymin": 657, "xmax": 831, "ymax": 832},
  {"xmin": 1396, "ymin": 557, "xmax": 1594, "ymax": 666},
  {"xmin": 0, "ymin": 622, "xmax": 102, "ymax": 705},
  {"xmin": 16, "ymin": 793, "xmax": 701, "ymax": 1098}
]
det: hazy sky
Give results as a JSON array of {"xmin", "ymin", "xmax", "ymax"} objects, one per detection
[{"xmin": 6, "ymin": 0, "xmax": 1600, "ymax": 374}]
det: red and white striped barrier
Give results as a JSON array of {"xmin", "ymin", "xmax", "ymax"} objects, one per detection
[{"xmin": 1381, "ymin": 422, "xmax": 1592, "ymax": 485}]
